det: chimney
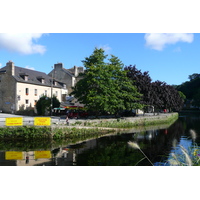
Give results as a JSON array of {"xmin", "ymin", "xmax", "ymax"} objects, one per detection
[
  {"xmin": 6, "ymin": 60, "xmax": 15, "ymax": 76},
  {"xmin": 54, "ymin": 62, "xmax": 63, "ymax": 70},
  {"xmin": 74, "ymin": 66, "xmax": 78, "ymax": 77}
]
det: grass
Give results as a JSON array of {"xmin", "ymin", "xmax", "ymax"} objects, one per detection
[
  {"xmin": 0, "ymin": 126, "xmax": 115, "ymax": 151},
  {"xmin": 128, "ymin": 141, "xmax": 154, "ymax": 166},
  {"xmin": 79, "ymin": 113, "xmax": 179, "ymax": 129}
]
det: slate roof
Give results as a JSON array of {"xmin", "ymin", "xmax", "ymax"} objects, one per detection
[{"xmin": 0, "ymin": 65, "xmax": 65, "ymax": 88}]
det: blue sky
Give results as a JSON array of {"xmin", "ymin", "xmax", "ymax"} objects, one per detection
[{"xmin": 0, "ymin": 33, "xmax": 199, "ymax": 85}]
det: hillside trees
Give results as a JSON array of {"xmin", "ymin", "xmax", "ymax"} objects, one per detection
[
  {"xmin": 177, "ymin": 73, "xmax": 200, "ymax": 107},
  {"xmin": 70, "ymin": 48, "xmax": 143, "ymax": 115}
]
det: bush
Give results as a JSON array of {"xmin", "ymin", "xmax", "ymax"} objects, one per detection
[{"xmin": 36, "ymin": 95, "xmax": 60, "ymax": 116}]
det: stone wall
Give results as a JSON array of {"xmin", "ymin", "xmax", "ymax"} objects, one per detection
[{"xmin": 0, "ymin": 61, "xmax": 17, "ymax": 113}]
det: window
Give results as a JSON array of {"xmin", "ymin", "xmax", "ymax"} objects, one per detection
[
  {"xmin": 37, "ymin": 76, "xmax": 45, "ymax": 84},
  {"xmin": 25, "ymin": 88, "xmax": 29, "ymax": 95},
  {"xmin": 25, "ymin": 99, "xmax": 29, "ymax": 104},
  {"xmin": 45, "ymin": 90, "xmax": 47, "ymax": 96},
  {"xmin": 34, "ymin": 100, "xmax": 37, "ymax": 106},
  {"xmin": 35, "ymin": 89, "xmax": 37, "ymax": 96},
  {"xmin": 19, "ymin": 73, "xmax": 29, "ymax": 81}
]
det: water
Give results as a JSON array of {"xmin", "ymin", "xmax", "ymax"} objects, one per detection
[{"xmin": 0, "ymin": 113, "xmax": 199, "ymax": 166}]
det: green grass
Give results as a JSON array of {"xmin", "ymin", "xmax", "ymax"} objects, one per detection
[{"xmin": 81, "ymin": 113, "xmax": 179, "ymax": 129}]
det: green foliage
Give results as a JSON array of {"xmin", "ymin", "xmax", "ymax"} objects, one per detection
[
  {"xmin": 0, "ymin": 126, "xmax": 52, "ymax": 140},
  {"xmin": 70, "ymin": 48, "xmax": 142, "ymax": 115},
  {"xmin": 177, "ymin": 73, "xmax": 200, "ymax": 107},
  {"xmin": 36, "ymin": 95, "xmax": 60, "ymax": 115},
  {"xmin": 178, "ymin": 91, "xmax": 186, "ymax": 101}
]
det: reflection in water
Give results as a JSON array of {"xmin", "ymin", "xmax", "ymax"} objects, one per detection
[{"xmin": 0, "ymin": 113, "xmax": 199, "ymax": 166}]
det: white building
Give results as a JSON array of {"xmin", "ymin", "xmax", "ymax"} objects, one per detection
[{"xmin": 0, "ymin": 61, "xmax": 68, "ymax": 114}]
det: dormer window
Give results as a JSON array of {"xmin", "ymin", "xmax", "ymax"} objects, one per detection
[
  {"xmin": 37, "ymin": 76, "xmax": 45, "ymax": 83},
  {"xmin": 54, "ymin": 81, "xmax": 57, "ymax": 86},
  {"xmin": 19, "ymin": 73, "xmax": 29, "ymax": 81}
]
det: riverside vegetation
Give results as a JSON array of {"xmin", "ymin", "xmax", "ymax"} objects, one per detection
[
  {"xmin": 0, "ymin": 113, "xmax": 178, "ymax": 151},
  {"xmin": 0, "ymin": 126, "xmax": 113, "ymax": 151},
  {"xmin": 70, "ymin": 113, "xmax": 179, "ymax": 128}
]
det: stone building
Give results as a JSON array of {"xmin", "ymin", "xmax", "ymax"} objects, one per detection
[
  {"xmin": 48, "ymin": 63, "xmax": 84, "ymax": 94},
  {"xmin": 0, "ymin": 61, "xmax": 68, "ymax": 113}
]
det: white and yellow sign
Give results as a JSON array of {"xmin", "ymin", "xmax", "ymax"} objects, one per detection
[
  {"xmin": 6, "ymin": 117, "xmax": 23, "ymax": 126},
  {"xmin": 5, "ymin": 151, "xmax": 24, "ymax": 160},
  {"xmin": 34, "ymin": 117, "xmax": 51, "ymax": 126},
  {"xmin": 34, "ymin": 151, "xmax": 51, "ymax": 159}
]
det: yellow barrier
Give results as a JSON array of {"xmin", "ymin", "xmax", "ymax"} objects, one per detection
[
  {"xmin": 34, "ymin": 117, "xmax": 51, "ymax": 126},
  {"xmin": 34, "ymin": 151, "xmax": 52, "ymax": 159},
  {"xmin": 6, "ymin": 117, "xmax": 23, "ymax": 126},
  {"xmin": 5, "ymin": 151, "xmax": 24, "ymax": 160},
  {"xmin": 5, "ymin": 117, "xmax": 51, "ymax": 126}
]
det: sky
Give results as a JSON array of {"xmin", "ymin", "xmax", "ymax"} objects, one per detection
[{"xmin": 0, "ymin": 33, "xmax": 199, "ymax": 85}]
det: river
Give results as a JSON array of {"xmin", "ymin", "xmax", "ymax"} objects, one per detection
[{"xmin": 0, "ymin": 112, "xmax": 199, "ymax": 166}]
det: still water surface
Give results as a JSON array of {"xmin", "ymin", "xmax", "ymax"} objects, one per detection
[{"xmin": 0, "ymin": 113, "xmax": 199, "ymax": 166}]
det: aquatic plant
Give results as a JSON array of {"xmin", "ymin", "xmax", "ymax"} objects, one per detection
[
  {"xmin": 167, "ymin": 129, "xmax": 200, "ymax": 166},
  {"xmin": 128, "ymin": 141, "xmax": 154, "ymax": 166},
  {"xmin": 128, "ymin": 128, "xmax": 200, "ymax": 166}
]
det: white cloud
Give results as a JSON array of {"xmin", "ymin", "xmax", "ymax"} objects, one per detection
[
  {"xmin": 99, "ymin": 44, "xmax": 112, "ymax": 52},
  {"xmin": 144, "ymin": 33, "xmax": 194, "ymax": 51},
  {"xmin": 0, "ymin": 33, "xmax": 46, "ymax": 55},
  {"xmin": 25, "ymin": 65, "xmax": 35, "ymax": 70},
  {"xmin": 0, "ymin": 63, "xmax": 2, "ymax": 68}
]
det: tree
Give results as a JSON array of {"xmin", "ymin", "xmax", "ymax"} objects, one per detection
[
  {"xmin": 36, "ymin": 95, "xmax": 60, "ymax": 116},
  {"xmin": 125, "ymin": 65, "xmax": 184, "ymax": 112},
  {"xmin": 188, "ymin": 73, "xmax": 200, "ymax": 81},
  {"xmin": 124, "ymin": 65, "xmax": 152, "ymax": 111},
  {"xmin": 70, "ymin": 48, "xmax": 142, "ymax": 115},
  {"xmin": 151, "ymin": 81, "xmax": 184, "ymax": 112},
  {"xmin": 177, "ymin": 73, "xmax": 200, "ymax": 107}
]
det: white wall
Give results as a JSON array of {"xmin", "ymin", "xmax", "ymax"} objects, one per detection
[{"xmin": 16, "ymin": 82, "xmax": 65, "ymax": 111}]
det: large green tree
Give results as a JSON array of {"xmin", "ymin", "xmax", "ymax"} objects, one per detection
[{"xmin": 70, "ymin": 48, "xmax": 142, "ymax": 115}]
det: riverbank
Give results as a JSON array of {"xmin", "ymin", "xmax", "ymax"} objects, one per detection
[
  {"xmin": 0, "ymin": 113, "xmax": 179, "ymax": 151},
  {"xmin": 56, "ymin": 112, "xmax": 179, "ymax": 128},
  {"xmin": 0, "ymin": 113, "xmax": 178, "ymax": 141}
]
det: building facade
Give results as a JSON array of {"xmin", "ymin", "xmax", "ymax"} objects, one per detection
[
  {"xmin": 48, "ymin": 63, "xmax": 84, "ymax": 94},
  {"xmin": 0, "ymin": 61, "xmax": 68, "ymax": 113}
]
